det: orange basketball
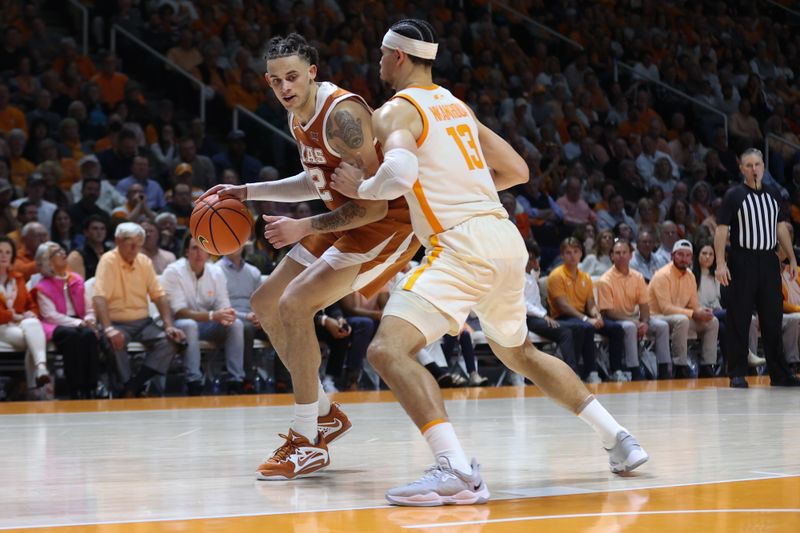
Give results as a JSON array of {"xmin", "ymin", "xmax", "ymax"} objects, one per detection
[{"xmin": 190, "ymin": 194, "xmax": 253, "ymax": 255}]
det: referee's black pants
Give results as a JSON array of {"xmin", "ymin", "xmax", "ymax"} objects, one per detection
[{"xmin": 726, "ymin": 249, "xmax": 793, "ymax": 380}]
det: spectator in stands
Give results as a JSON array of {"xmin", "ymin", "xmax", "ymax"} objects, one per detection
[
  {"xmin": 50, "ymin": 208, "xmax": 77, "ymax": 253},
  {"xmin": 0, "ymin": 235, "xmax": 50, "ymax": 398},
  {"xmin": 163, "ymin": 183, "xmax": 193, "ymax": 229},
  {"xmin": 596, "ymin": 239, "xmax": 670, "ymax": 380},
  {"xmin": 548, "ymin": 237, "xmax": 625, "ymax": 383},
  {"xmin": 653, "ymin": 221, "xmax": 679, "ymax": 266},
  {"xmin": 58, "ymin": 117, "xmax": 86, "ymax": 161},
  {"xmin": 33, "ymin": 241, "xmax": 100, "ymax": 399},
  {"xmin": 578, "ymin": 228, "xmax": 613, "ymax": 277},
  {"xmin": 219, "ymin": 244, "xmax": 263, "ymax": 389},
  {"xmin": 13, "ymin": 221, "xmax": 48, "ymax": 281},
  {"xmin": 166, "ymin": 28, "xmax": 202, "ymax": 72},
  {"xmin": 630, "ymin": 229, "xmax": 665, "ymax": 283},
  {"xmin": 597, "ymin": 193, "xmax": 638, "ymax": 237},
  {"xmin": 636, "ymin": 135, "xmax": 679, "ymax": 183},
  {"xmin": 212, "ymin": 129, "xmax": 262, "ymax": 183},
  {"xmin": 557, "ymin": 175, "xmax": 596, "ymax": 228},
  {"xmin": 67, "ymin": 215, "xmax": 110, "ymax": 280},
  {"xmin": 524, "ymin": 242, "xmax": 580, "ymax": 375},
  {"xmin": 648, "ymin": 240, "xmax": 719, "ymax": 378},
  {"xmin": 70, "ymin": 155, "xmax": 121, "ymax": 214},
  {"xmin": 90, "ymin": 52, "xmax": 130, "ymax": 108},
  {"xmin": 776, "ymin": 245, "xmax": 800, "ymax": 372},
  {"xmin": 52, "ymin": 37, "xmax": 96, "ymax": 80},
  {"xmin": 188, "ymin": 118, "xmax": 220, "ymax": 158},
  {"xmin": 92, "ymin": 222, "xmax": 184, "ymax": 397},
  {"xmin": 0, "ymin": 178, "xmax": 16, "ymax": 235},
  {"xmin": 730, "ymin": 99, "xmax": 763, "ymax": 149},
  {"xmin": 68, "ymin": 175, "xmax": 110, "ymax": 232},
  {"xmin": 162, "ymin": 236, "xmax": 245, "ymax": 395},
  {"xmin": 8, "ymin": 128, "xmax": 34, "ymax": 188},
  {"xmin": 115, "ymin": 155, "xmax": 166, "ymax": 211},
  {"xmin": 11, "ymin": 173, "xmax": 55, "ymax": 229},
  {"xmin": 155, "ymin": 212, "xmax": 181, "ymax": 256},
  {"xmin": 150, "ymin": 123, "xmax": 179, "ymax": 179},
  {"xmin": 0, "ymin": 83, "xmax": 27, "ymax": 136},
  {"xmin": 8, "ymin": 201, "xmax": 37, "ymax": 248},
  {"xmin": 98, "ymin": 128, "xmax": 138, "ymax": 182},
  {"xmin": 141, "ymin": 220, "xmax": 175, "ymax": 275},
  {"xmin": 667, "ymin": 199, "xmax": 696, "ymax": 240},
  {"xmin": 26, "ymin": 89, "xmax": 60, "ymax": 136},
  {"xmin": 177, "ymin": 137, "xmax": 215, "ymax": 190},
  {"xmin": 112, "ymin": 182, "xmax": 156, "ymax": 222}
]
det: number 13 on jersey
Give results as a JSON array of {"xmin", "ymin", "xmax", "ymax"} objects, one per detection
[{"xmin": 446, "ymin": 124, "xmax": 485, "ymax": 170}]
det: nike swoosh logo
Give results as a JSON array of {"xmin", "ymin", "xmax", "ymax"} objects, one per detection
[
  {"xmin": 291, "ymin": 447, "xmax": 328, "ymax": 473},
  {"xmin": 473, "ymin": 482, "xmax": 482, "ymax": 491},
  {"xmin": 319, "ymin": 418, "xmax": 343, "ymax": 434}
]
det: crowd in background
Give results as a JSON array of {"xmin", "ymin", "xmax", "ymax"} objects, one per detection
[{"xmin": 1, "ymin": 0, "xmax": 800, "ymax": 399}]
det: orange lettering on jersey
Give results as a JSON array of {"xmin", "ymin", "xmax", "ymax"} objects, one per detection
[{"xmin": 428, "ymin": 103, "xmax": 468, "ymax": 122}]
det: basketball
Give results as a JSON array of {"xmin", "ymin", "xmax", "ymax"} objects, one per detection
[{"xmin": 190, "ymin": 194, "xmax": 253, "ymax": 255}]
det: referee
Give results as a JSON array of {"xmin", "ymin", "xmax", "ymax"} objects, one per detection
[{"xmin": 714, "ymin": 148, "xmax": 800, "ymax": 388}]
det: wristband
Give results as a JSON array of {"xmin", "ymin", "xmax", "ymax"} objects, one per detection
[
  {"xmin": 582, "ymin": 315, "xmax": 589, "ymax": 322},
  {"xmin": 208, "ymin": 310, "xmax": 214, "ymax": 321}
]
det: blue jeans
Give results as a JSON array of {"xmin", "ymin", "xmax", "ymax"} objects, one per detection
[
  {"xmin": 176, "ymin": 318, "xmax": 245, "ymax": 383},
  {"xmin": 557, "ymin": 317, "xmax": 625, "ymax": 377}
]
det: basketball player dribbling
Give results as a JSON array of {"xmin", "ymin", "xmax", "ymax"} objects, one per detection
[
  {"xmin": 202, "ymin": 34, "xmax": 419, "ymax": 480},
  {"xmin": 330, "ymin": 19, "xmax": 649, "ymax": 506}
]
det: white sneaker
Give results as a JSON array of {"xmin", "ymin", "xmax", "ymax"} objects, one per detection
[
  {"xmin": 606, "ymin": 430, "xmax": 649, "ymax": 473},
  {"xmin": 748, "ymin": 350, "xmax": 766, "ymax": 367},
  {"xmin": 386, "ymin": 457, "xmax": 490, "ymax": 506},
  {"xmin": 321, "ymin": 375, "xmax": 339, "ymax": 393},
  {"xmin": 610, "ymin": 370, "xmax": 629, "ymax": 382},
  {"xmin": 586, "ymin": 371, "xmax": 602, "ymax": 384}
]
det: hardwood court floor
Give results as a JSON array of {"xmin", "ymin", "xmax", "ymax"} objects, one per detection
[{"xmin": 1, "ymin": 377, "xmax": 799, "ymax": 532}]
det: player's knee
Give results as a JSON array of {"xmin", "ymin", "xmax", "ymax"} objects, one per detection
[{"xmin": 366, "ymin": 341, "xmax": 393, "ymax": 372}]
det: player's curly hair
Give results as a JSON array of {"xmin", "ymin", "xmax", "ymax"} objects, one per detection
[
  {"xmin": 388, "ymin": 19, "xmax": 437, "ymax": 67},
  {"xmin": 264, "ymin": 33, "xmax": 319, "ymax": 66}
]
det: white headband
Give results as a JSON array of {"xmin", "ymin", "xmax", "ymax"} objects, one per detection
[{"xmin": 382, "ymin": 29, "xmax": 438, "ymax": 60}]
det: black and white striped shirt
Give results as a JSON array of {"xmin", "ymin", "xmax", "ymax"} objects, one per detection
[{"xmin": 718, "ymin": 183, "xmax": 788, "ymax": 251}]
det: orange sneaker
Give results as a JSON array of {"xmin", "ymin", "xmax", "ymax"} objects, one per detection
[
  {"xmin": 255, "ymin": 429, "xmax": 330, "ymax": 481},
  {"xmin": 318, "ymin": 402, "xmax": 352, "ymax": 444}
]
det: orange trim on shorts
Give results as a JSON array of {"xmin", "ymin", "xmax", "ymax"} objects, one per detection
[
  {"xmin": 392, "ymin": 93, "xmax": 428, "ymax": 147},
  {"xmin": 412, "ymin": 178, "xmax": 444, "ymax": 234},
  {"xmin": 420, "ymin": 418, "xmax": 447, "ymax": 434},
  {"xmin": 403, "ymin": 235, "xmax": 442, "ymax": 290}
]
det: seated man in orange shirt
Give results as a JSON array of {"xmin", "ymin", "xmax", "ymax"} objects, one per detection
[
  {"xmin": 648, "ymin": 240, "xmax": 719, "ymax": 378},
  {"xmin": 547, "ymin": 237, "xmax": 625, "ymax": 383},
  {"xmin": 596, "ymin": 239, "xmax": 670, "ymax": 380}
]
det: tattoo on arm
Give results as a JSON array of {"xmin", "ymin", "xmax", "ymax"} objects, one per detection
[
  {"xmin": 311, "ymin": 202, "xmax": 367, "ymax": 232},
  {"xmin": 326, "ymin": 109, "xmax": 364, "ymax": 150}
]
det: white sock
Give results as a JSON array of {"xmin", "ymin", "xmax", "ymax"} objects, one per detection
[
  {"xmin": 318, "ymin": 381, "xmax": 331, "ymax": 417},
  {"xmin": 423, "ymin": 421, "xmax": 472, "ymax": 476},
  {"xmin": 291, "ymin": 401, "xmax": 319, "ymax": 442},
  {"xmin": 577, "ymin": 398, "xmax": 625, "ymax": 448}
]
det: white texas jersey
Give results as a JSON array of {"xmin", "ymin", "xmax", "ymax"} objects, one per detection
[{"xmin": 393, "ymin": 85, "xmax": 507, "ymax": 247}]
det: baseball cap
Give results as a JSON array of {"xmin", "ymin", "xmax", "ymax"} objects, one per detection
[
  {"xmin": 227, "ymin": 129, "xmax": 246, "ymax": 141},
  {"xmin": 79, "ymin": 154, "xmax": 99, "ymax": 167},
  {"xmin": 175, "ymin": 162, "xmax": 193, "ymax": 176},
  {"xmin": 672, "ymin": 239, "xmax": 693, "ymax": 254}
]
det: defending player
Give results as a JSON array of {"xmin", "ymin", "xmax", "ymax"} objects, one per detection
[{"xmin": 330, "ymin": 19, "xmax": 648, "ymax": 506}]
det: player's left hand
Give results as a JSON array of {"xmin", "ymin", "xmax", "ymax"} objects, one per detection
[
  {"xmin": 331, "ymin": 157, "xmax": 365, "ymax": 198},
  {"xmin": 262, "ymin": 214, "xmax": 310, "ymax": 248}
]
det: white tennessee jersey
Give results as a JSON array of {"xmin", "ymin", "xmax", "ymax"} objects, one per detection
[{"xmin": 393, "ymin": 85, "xmax": 507, "ymax": 247}]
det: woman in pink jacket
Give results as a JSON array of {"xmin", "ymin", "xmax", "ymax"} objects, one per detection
[{"xmin": 33, "ymin": 241, "xmax": 100, "ymax": 399}]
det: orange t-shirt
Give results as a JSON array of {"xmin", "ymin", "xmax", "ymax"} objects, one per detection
[
  {"xmin": 0, "ymin": 105, "xmax": 27, "ymax": 136},
  {"xmin": 90, "ymin": 72, "xmax": 130, "ymax": 107}
]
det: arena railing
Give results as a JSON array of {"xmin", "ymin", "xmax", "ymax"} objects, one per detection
[
  {"xmin": 489, "ymin": 1, "xmax": 584, "ymax": 51},
  {"xmin": 110, "ymin": 24, "xmax": 207, "ymax": 122},
  {"xmin": 763, "ymin": 0, "xmax": 800, "ymax": 19},
  {"xmin": 614, "ymin": 61, "xmax": 729, "ymax": 142},
  {"xmin": 489, "ymin": 2, "xmax": 729, "ymax": 142},
  {"xmin": 764, "ymin": 132, "xmax": 800, "ymax": 175},
  {"xmin": 232, "ymin": 105, "xmax": 295, "ymax": 145},
  {"xmin": 65, "ymin": 0, "xmax": 89, "ymax": 56}
]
